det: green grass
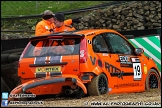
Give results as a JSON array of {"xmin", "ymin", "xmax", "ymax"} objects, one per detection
[
  {"xmin": 1, "ymin": 1, "xmax": 112, "ymax": 31},
  {"xmin": 1, "ymin": 1, "xmax": 110, "ymax": 18}
]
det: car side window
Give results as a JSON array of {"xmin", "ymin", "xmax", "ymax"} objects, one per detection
[
  {"xmin": 104, "ymin": 33, "xmax": 135, "ymax": 55},
  {"xmin": 92, "ymin": 35, "xmax": 110, "ymax": 53}
]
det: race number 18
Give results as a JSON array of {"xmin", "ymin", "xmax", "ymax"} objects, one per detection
[{"xmin": 133, "ymin": 63, "xmax": 142, "ymax": 80}]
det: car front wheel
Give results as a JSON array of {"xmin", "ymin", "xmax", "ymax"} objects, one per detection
[{"xmin": 145, "ymin": 69, "xmax": 161, "ymax": 91}]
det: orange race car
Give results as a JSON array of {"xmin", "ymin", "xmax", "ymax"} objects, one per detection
[{"xmin": 8, "ymin": 29, "xmax": 161, "ymax": 101}]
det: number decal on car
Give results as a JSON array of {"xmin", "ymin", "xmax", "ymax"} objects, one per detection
[{"xmin": 133, "ymin": 63, "xmax": 142, "ymax": 80}]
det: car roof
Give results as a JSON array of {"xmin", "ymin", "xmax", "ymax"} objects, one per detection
[
  {"xmin": 74, "ymin": 29, "xmax": 120, "ymax": 36},
  {"xmin": 30, "ymin": 29, "xmax": 121, "ymax": 41}
]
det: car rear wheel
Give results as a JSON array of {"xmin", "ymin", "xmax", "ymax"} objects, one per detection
[
  {"xmin": 145, "ymin": 69, "xmax": 161, "ymax": 91},
  {"xmin": 87, "ymin": 73, "xmax": 108, "ymax": 96}
]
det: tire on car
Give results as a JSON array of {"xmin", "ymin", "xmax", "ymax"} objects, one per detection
[
  {"xmin": 87, "ymin": 73, "xmax": 108, "ymax": 96},
  {"xmin": 145, "ymin": 69, "xmax": 161, "ymax": 91}
]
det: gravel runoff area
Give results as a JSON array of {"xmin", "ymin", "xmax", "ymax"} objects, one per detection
[{"xmin": 7, "ymin": 88, "xmax": 161, "ymax": 107}]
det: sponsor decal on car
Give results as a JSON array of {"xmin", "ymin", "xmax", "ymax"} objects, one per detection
[
  {"xmin": 36, "ymin": 66, "xmax": 61, "ymax": 72},
  {"xmin": 119, "ymin": 55, "xmax": 133, "ymax": 67}
]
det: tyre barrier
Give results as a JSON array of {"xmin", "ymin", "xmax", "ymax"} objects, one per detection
[
  {"xmin": 1, "ymin": 61, "xmax": 20, "ymax": 91},
  {"xmin": 1, "ymin": 77, "xmax": 11, "ymax": 93},
  {"xmin": 1, "ymin": 53, "xmax": 20, "ymax": 64},
  {"xmin": 1, "ymin": 54, "xmax": 10, "ymax": 64},
  {"xmin": 1, "ymin": 50, "xmax": 22, "ymax": 93},
  {"xmin": 1, "ymin": 48, "xmax": 24, "ymax": 54},
  {"xmin": 8, "ymin": 54, "xmax": 21, "ymax": 63}
]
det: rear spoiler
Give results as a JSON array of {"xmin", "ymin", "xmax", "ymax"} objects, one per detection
[{"xmin": 30, "ymin": 33, "xmax": 84, "ymax": 41}]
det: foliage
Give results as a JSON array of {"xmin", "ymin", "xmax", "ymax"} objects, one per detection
[{"xmin": 1, "ymin": 1, "xmax": 111, "ymax": 31}]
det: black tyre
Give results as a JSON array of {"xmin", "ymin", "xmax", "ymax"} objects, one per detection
[
  {"xmin": 11, "ymin": 52, "xmax": 22, "ymax": 55},
  {"xmin": 8, "ymin": 54, "xmax": 20, "ymax": 63},
  {"xmin": 1, "ymin": 48, "xmax": 24, "ymax": 54},
  {"xmin": 145, "ymin": 69, "xmax": 161, "ymax": 91},
  {"xmin": 87, "ymin": 73, "xmax": 108, "ymax": 96},
  {"xmin": 76, "ymin": 86, "xmax": 85, "ymax": 99},
  {"xmin": 1, "ymin": 62, "xmax": 19, "ymax": 90},
  {"xmin": 1, "ymin": 54, "xmax": 10, "ymax": 64},
  {"xmin": 1, "ymin": 77, "xmax": 11, "ymax": 93}
]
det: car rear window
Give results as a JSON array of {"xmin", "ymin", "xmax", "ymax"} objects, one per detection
[{"xmin": 23, "ymin": 38, "xmax": 81, "ymax": 58}]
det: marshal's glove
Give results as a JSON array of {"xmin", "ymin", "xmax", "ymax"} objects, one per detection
[{"xmin": 72, "ymin": 17, "xmax": 81, "ymax": 23}]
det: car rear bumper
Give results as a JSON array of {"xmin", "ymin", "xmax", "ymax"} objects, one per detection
[
  {"xmin": 8, "ymin": 75, "xmax": 87, "ymax": 101},
  {"xmin": 22, "ymin": 77, "xmax": 76, "ymax": 92}
]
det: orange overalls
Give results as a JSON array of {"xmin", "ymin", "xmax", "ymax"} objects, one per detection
[
  {"xmin": 35, "ymin": 19, "xmax": 54, "ymax": 36},
  {"xmin": 54, "ymin": 24, "xmax": 76, "ymax": 33},
  {"xmin": 35, "ymin": 19, "xmax": 73, "ymax": 36},
  {"xmin": 34, "ymin": 19, "xmax": 73, "ymax": 56},
  {"xmin": 33, "ymin": 40, "xmax": 68, "ymax": 56}
]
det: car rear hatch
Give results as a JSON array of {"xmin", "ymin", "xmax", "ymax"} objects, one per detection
[{"xmin": 18, "ymin": 34, "xmax": 84, "ymax": 79}]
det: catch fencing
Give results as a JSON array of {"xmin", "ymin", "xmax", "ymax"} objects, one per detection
[{"xmin": 1, "ymin": 1, "xmax": 79, "ymax": 17}]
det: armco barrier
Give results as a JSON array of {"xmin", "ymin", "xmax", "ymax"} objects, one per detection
[
  {"xmin": 1, "ymin": 38, "xmax": 29, "ymax": 51},
  {"xmin": 1, "ymin": 28, "xmax": 160, "ymax": 52},
  {"xmin": 128, "ymin": 35, "xmax": 161, "ymax": 72},
  {"xmin": 1, "ymin": 29, "xmax": 161, "ymax": 72}
]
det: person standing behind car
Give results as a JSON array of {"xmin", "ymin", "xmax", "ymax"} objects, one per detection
[
  {"xmin": 35, "ymin": 10, "xmax": 80, "ymax": 36},
  {"xmin": 48, "ymin": 12, "xmax": 77, "ymax": 56},
  {"xmin": 35, "ymin": 10, "xmax": 55, "ymax": 36},
  {"xmin": 49, "ymin": 13, "xmax": 79, "ymax": 55},
  {"xmin": 53, "ymin": 13, "xmax": 77, "ymax": 33},
  {"xmin": 34, "ymin": 10, "xmax": 73, "ymax": 55},
  {"xmin": 34, "ymin": 11, "xmax": 80, "ymax": 56}
]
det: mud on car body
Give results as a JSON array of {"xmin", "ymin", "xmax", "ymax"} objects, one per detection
[{"xmin": 8, "ymin": 29, "xmax": 161, "ymax": 101}]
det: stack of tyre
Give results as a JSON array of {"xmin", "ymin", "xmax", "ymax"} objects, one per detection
[
  {"xmin": 1, "ymin": 48, "xmax": 23, "ymax": 65},
  {"xmin": 1, "ymin": 48, "xmax": 23, "ymax": 93}
]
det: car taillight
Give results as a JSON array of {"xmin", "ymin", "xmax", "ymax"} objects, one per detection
[
  {"xmin": 18, "ymin": 42, "xmax": 31, "ymax": 67},
  {"xmin": 80, "ymin": 38, "xmax": 88, "ymax": 63}
]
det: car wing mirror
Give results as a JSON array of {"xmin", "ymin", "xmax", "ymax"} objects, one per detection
[{"xmin": 135, "ymin": 48, "xmax": 144, "ymax": 56}]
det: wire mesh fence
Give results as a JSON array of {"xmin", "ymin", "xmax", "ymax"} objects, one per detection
[
  {"xmin": 1, "ymin": 1, "xmax": 108, "ymax": 38},
  {"xmin": 2, "ymin": 1, "xmax": 69, "ymax": 17},
  {"xmin": 1, "ymin": 1, "xmax": 99, "ymax": 17},
  {"xmin": 1, "ymin": 1, "xmax": 113, "ymax": 32},
  {"xmin": 1, "ymin": 1, "xmax": 161, "ymax": 40}
]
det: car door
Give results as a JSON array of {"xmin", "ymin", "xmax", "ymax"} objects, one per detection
[
  {"xmin": 103, "ymin": 33, "xmax": 144, "ymax": 90},
  {"xmin": 91, "ymin": 34, "xmax": 118, "ymax": 91}
]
